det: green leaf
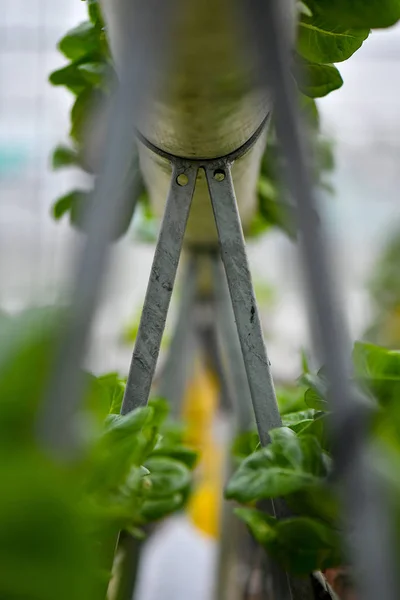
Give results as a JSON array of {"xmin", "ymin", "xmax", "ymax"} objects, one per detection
[
  {"xmin": 144, "ymin": 457, "xmax": 192, "ymax": 498},
  {"xmin": 58, "ymin": 21, "xmax": 101, "ymax": 61},
  {"xmin": 104, "ymin": 407, "xmax": 154, "ymax": 438},
  {"xmin": 0, "ymin": 308, "xmax": 63, "ymax": 446},
  {"xmin": 276, "ymin": 385, "xmax": 308, "ymax": 415},
  {"xmin": 97, "ymin": 373, "xmax": 126, "ymax": 414},
  {"xmin": 294, "ymin": 57, "xmax": 343, "ymax": 98},
  {"xmin": 78, "ymin": 62, "xmax": 108, "ymax": 86},
  {"xmin": 257, "ymin": 177, "xmax": 297, "ymax": 239},
  {"xmin": 70, "ymin": 87, "xmax": 104, "ymax": 143},
  {"xmin": 303, "ymin": 0, "xmax": 400, "ymax": 30},
  {"xmin": 295, "ymin": 412, "xmax": 330, "ymax": 452},
  {"xmin": 286, "ymin": 482, "xmax": 339, "ymax": 525},
  {"xmin": 298, "ymin": 95, "xmax": 320, "ymax": 130},
  {"xmin": 301, "ymin": 370, "xmax": 329, "ymax": 410},
  {"xmin": 90, "ymin": 409, "xmax": 156, "ymax": 494},
  {"xmin": 54, "ymin": 181, "xmax": 138, "ymax": 241},
  {"xmin": 225, "ymin": 428, "xmax": 326, "ymax": 503},
  {"xmin": 52, "ymin": 189, "xmax": 89, "ymax": 221},
  {"xmin": 282, "ymin": 409, "xmax": 316, "ymax": 427},
  {"xmin": 289, "ymin": 419, "xmax": 314, "ymax": 434},
  {"xmin": 298, "ymin": 15, "xmax": 369, "ymax": 64},
  {"xmin": 273, "ymin": 517, "xmax": 342, "ymax": 574},
  {"xmin": 82, "ymin": 372, "xmax": 113, "ymax": 425},
  {"xmin": 231, "ymin": 430, "xmax": 260, "ymax": 461},
  {"xmin": 353, "ymin": 341, "xmax": 400, "ymax": 406},
  {"xmin": 236, "ymin": 509, "xmax": 342, "ymax": 574},
  {"xmin": 297, "ymin": 1, "xmax": 312, "ymax": 17},
  {"xmin": 52, "ymin": 145, "xmax": 81, "ymax": 170},
  {"xmin": 148, "ymin": 397, "xmax": 170, "ymax": 427},
  {"xmin": 234, "ymin": 508, "xmax": 277, "ymax": 547},
  {"xmin": 151, "ymin": 445, "xmax": 198, "ymax": 469},
  {"xmin": 0, "ymin": 454, "xmax": 98, "ymax": 600},
  {"xmin": 87, "ymin": 0, "xmax": 104, "ymax": 27},
  {"xmin": 49, "ymin": 63, "xmax": 88, "ymax": 95},
  {"xmin": 304, "ymin": 387, "xmax": 328, "ymax": 410},
  {"xmin": 141, "ymin": 494, "xmax": 185, "ymax": 521},
  {"xmin": 270, "ymin": 428, "xmax": 328, "ymax": 476}
]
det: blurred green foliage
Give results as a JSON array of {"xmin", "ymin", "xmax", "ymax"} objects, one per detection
[
  {"xmin": 0, "ymin": 308, "xmax": 197, "ymax": 599},
  {"xmin": 227, "ymin": 340, "xmax": 400, "ymax": 576},
  {"xmin": 365, "ymin": 226, "xmax": 400, "ymax": 348},
  {"xmin": 48, "ymin": 0, "xmax": 342, "ymax": 242}
]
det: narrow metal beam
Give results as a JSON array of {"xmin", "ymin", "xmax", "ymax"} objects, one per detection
[
  {"xmin": 121, "ymin": 165, "xmax": 198, "ymax": 414},
  {"xmin": 38, "ymin": 0, "xmax": 177, "ymax": 455},
  {"xmin": 211, "ymin": 256, "xmax": 255, "ymax": 432},
  {"xmin": 157, "ymin": 256, "xmax": 198, "ymax": 417},
  {"xmin": 245, "ymin": 1, "xmax": 398, "ymax": 599},
  {"xmin": 205, "ymin": 164, "xmax": 281, "ymax": 444},
  {"xmin": 205, "ymin": 163, "xmax": 298, "ymax": 600}
]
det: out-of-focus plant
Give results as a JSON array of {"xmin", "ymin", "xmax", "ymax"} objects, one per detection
[
  {"xmin": 48, "ymin": 0, "xmax": 384, "ymax": 242},
  {"xmin": 364, "ymin": 226, "xmax": 400, "ymax": 348},
  {"xmin": 226, "ymin": 341, "xmax": 400, "ymax": 594},
  {"xmin": 0, "ymin": 308, "xmax": 197, "ymax": 599}
]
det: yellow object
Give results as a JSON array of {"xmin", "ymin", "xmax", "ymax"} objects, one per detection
[{"xmin": 182, "ymin": 359, "xmax": 224, "ymax": 539}]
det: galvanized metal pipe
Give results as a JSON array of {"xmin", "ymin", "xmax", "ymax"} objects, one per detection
[
  {"xmin": 39, "ymin": 0, "xmax": 176, "ymax": 454},
  {"xmin": 245, "ymin": 1, "xmax": 398, "ymax": 599},
  {"xmin": 122, "ymin": 165, "xmax": 197, "ymax": 413}
]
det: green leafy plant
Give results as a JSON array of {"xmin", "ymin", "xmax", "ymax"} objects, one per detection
[
  {"xmin": 226, "ymin": 341, "xmax": 400, "ymax": 578},
  {"xmin": 48, "ymin": 0, "xmax": 400, "ymax": 242},
  {"xmin": 0, "ymin": 308, "xmax": 197, "ymax": 599},
  {"xmin": 48, "ymin": 0, "xmax": 374, "ymax": 241}
]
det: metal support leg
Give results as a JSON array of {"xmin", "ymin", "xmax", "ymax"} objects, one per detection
[
  {"xmin": 244, "ymin": 2, "xmax": 398, "ymax": 600},
  {"xmin": 206, "ymin": 163, "xmax": 314, "ymax": 600},
  {"xmin": 211, "ymin": 255, "xmax": 255, "ymax": 433},
  {"xmin": 205, "ymin": 164, "xmax": 281, "ymax": 444},
  {"xmin": 122, "ymin": 164, "xmax": 197, "ymax": 414},
  {"xmin": 157, "ymin": 256, "xmax": 198, "ymax": 417}
]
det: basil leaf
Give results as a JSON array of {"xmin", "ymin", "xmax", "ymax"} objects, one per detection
[
  {"xmin": 52, "ymin": 190, "xmax": 89, "ymax": 221},
  {"xmin": 141, "ymin": 494, "xmax": 185, "ymax": 522},
  {"xmin": 225, "ymin": 430, "xmax": 323, "ymax": 503},
  {"xmin": 144, "ymin": 457, "xmax": 192, "ymax": 498},
  {"xmin": 298, "ymin": 15, "xmax": 369, "ymax": 64},
  {"xmin": 52, "ymin": 145, "xmax": 81, "ymax": 170},
  {"xmin": 236, "ymin": 509, "xmax": 342, "ymax": 575},
  {"xmin": 49, "ymin": 63, "xmax": 88, "ymax": 95},
  {"xmin": 150, "ymin": 445, "xmax": 198, "ymax": 469},
  {"xmin": 353, "ymin": 341, "xmax": 400, "ymax": 406},
  {"xmin": 303, "ymin": 0, "xmax": 400, "ymax": 30},
  {"xmin": 58, "ymin": 21, "xmax": 101, "ymax": 61},
  {"xmin": 294, "ymin": 57, "xmax": 343, "ymax": 98}
]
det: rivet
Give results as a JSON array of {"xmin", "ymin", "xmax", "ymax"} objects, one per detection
[
  {"xmin": 176, "ymin": 173, "xmax": 189, "ymax": 186},
  {"xmin": 213, "ymin": 169, "xmax": 225, "ymax": 182}
]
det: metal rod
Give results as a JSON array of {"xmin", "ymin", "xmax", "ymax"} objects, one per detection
[
  {"xmin": 206, "ymin": 162, "xmax": 315, "ymax": 600},
  {"xmin": 38, "ymin": 0, "xmax": 176, "ymax": 454},
  {"xmin": 205, "ymin": 164, "xmax": 296, "ymax": 600},
  {"xmin": 211, "ymin": 256, "xmax": 255, "ymax": 432},
  {"xmin": 121, "ymin": 165, "xmax": 198, "ymax": 414},
  {"xmin": 157, "ymin": 256, "xmax": 198, "ymax": 417},
  {"xmin": 205, "ymin": 164, "xmax": 282, "ymax": 444},
  {"xmin": 245, "ymin": 1, "xmax": 398, "ymax": 599}
]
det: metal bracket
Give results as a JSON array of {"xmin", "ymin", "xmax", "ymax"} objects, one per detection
[{"xmin": 122, "ymin": 118, "xmax": 283, "ymax": 448}]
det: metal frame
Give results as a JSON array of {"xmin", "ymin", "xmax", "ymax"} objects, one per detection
[
  {"xmin": 37, "ymin": 1, "xmax": 398, "ymax": 599},
  {"xmin": 120, "ymin": 122, "xmax": 317, "ymax": 599},
  {"xmin": 121, "ymin": 119, "xmax": 283, "ymax": 435}
]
